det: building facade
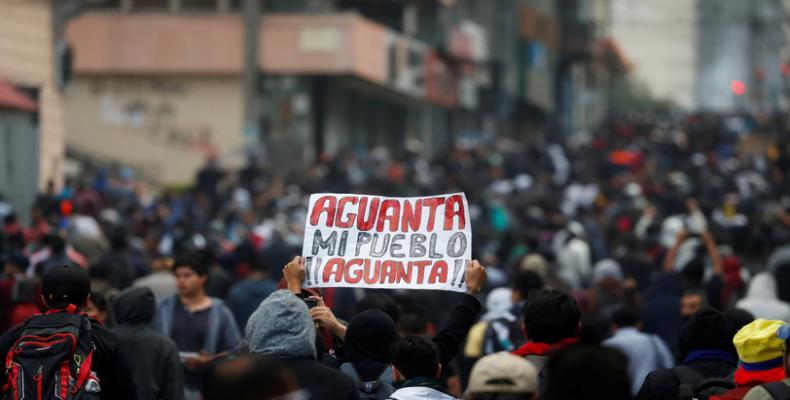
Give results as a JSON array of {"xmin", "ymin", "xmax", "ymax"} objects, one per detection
[
  {"xmin": 0, "ymin": 0, "xmax": 67, "ymax": 191},
  {"xmin": 609, "ymin": 0, "xmax": 697, "ymax": 109}
]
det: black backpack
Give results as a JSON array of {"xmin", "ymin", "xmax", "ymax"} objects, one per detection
[
  {"xmin": 340, "ymin": 362, "xmax": 395, "ymax": 400},
  {"xmin": 3, "ymin": 307, "xmax": 101, "ymax": 400},
  {"xmin": 760, "ymin": 381, "xmax": 790, "ymax": 400},
  {"xmin": 672, "ymin": 365, "xmax": 735, "ymax": 400}
]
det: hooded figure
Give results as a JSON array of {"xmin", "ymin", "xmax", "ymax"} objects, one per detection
[
  {"xmin": 735, "ymin": 273, "xmax": 790, "ymax": 322},
  {"xmin": 636, "ymin": 307, "xmax": 738, "ymax": 400},
  {"xmin": 244, "ymin": 290, "xmax": 358, "ymax": 400},
  {"xmin": 114, "ymin": 286, "xmax": 185, "ymax": 400},
  {"xmin": 340, "ymin": 310, "xmax": 400, "ymax": 398},
  {"xmin": 640, "ymin": 273, "xmax": 683, "ymax": 352}
]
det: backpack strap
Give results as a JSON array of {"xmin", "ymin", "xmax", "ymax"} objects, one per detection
[
  {"xmin": 671, "ymin": 366, "xmax": 705, "ymax": 400},
  {"xmin": 761, "ymin": 381, "xmax": 790, "ymax": 400}
]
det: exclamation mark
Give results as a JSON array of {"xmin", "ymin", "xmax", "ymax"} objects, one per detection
[
  {"xmin": 458, "ymin": 260, "xmax": 469, "ymax": 288},
  {"xmin": 305, "ymin": 257, "xmax": 313, "ymax": 286},
  {"xmin": 451, "ymin": 259, "xmax": 463, "ymax": 286},
  {"xmin": 314, "ymin": 257, "xmax": 323, "ymax": 285}
]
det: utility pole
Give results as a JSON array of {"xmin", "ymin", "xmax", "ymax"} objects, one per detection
[{"xmin": 243, "ymin": 0, "xmax": 262, "ymax": 153}]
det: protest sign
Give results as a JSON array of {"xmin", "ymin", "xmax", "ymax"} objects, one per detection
[{"xmin": 301, "ymin": 193, "xmax": 472, "ymax": 292}]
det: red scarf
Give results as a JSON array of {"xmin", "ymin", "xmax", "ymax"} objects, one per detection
[{"xmin": 512, "ymin": 337, "xmax": 580, "ymax": 357}]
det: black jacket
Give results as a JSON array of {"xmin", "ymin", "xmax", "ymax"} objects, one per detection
[
  {"xmin": 636, "ymin": 359, "xmax": 736, "ymax": 400},
  {"xmin": 0, "ymin": 313, "xmax": 137, "ymax": 400},
  {"xmin": 114, "ymin": 286, "xmax": 185, "ymax": 400},
  {"xmin": 285, "ymin": 357, "xmax": 360, "ymax": 400}
]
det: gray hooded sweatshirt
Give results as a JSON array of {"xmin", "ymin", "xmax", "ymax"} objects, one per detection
[
  {"xmin": 243, "ymin": 290, "xmax": 359, "ymax": 400},
  {"xmin": 736, "ymin": 273, "xmax": 790, "ymax": 322},
  {"xmin": 244, "ymin": 289, "xmax": 317, "ymax": 358}
]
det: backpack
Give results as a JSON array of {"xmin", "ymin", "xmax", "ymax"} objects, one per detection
[
  {"xmin": 760, "ymin": 381, "xmax": 790, "ymax": 400},
  {"xmin": 340, "ymin": 362, "xmax": 395, "ymax": 400},
  {"xmin": 708, "ymin": 387, "xmax": 752, "ymax": 400},
  {"xmin": 482, "ymin": 319, "xmax": 515, "ymax": 354},
  {"xmin": 672, "ymin": 365, "xmax": 735, "ymax": 400},
  {"xmin": 2, "ymin": 307, "xmax": 101, "ymax": 400}
]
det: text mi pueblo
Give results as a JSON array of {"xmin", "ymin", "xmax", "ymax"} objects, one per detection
[{"xmin": 305, "ymin": 194, "xmax": 469, "ymax": 287}]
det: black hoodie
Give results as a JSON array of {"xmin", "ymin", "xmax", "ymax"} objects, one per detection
[
  {"xmin": 636, "ymin": 307, "xmax": 738, "ymax": 400},
  {"xmin": 114, "ymin": 286, "xmax": 185, "ymax": 400}
]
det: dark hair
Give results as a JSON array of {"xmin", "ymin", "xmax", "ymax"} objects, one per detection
[
  {"xmin": 173, "ymin": 252, "xmax": 209, "ymax": 276},
  {"xmin": 392, "ymin": 336, "xmax": 439, "ymax": 379},
  {"xmin": 48, "ymin": 234, "xmax": 66, "ymax": 254},
  {"xmin": 681, "ymin": 258, "xmax": 705, "ymax": 285},
  {"xmin": 678, "ymin": 307, "xmax": 736, "ymax": 360},
  {"xmin": 682, "ymin": 289, "xmax": 708, "ymax": 305},
  {"xmin": 355, "ymin": 293, "xmax": 400, "ymax": 323},
  {"xmin": 511, "ymin": 270, "xmax": 544, "ymax": 301},
  {"xmin": 611, "ymin": 307, "xmax": 640, "ymax": 328},
  {"xmin": 398, "ymin": 307, "xmax": 429, "ymax": 336},
  {"xmin": 203, "ymin": 354, "xmax": 297, "ymax": 400},
  {"xmin": 522, "ymin": 289, "xmax": 580, "ymax": 343},
  {"xmin": 544, "ymin": 345, "xmax": 631, "ymax": 400},
  {"xmin": 724, "ymin": 308, "xmax": 754, "ymax": 331}
]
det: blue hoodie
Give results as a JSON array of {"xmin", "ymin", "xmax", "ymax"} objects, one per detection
[{"xmin": 225, "ymin": 278, "xmax": 277, "ymax": 330}]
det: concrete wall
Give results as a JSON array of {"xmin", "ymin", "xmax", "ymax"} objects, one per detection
[
  {"xmin": 0, "ymin": 0, "xmax": 64, "ymax": 188},
  {"xmin": 610, "ymin": 0, "xmax": 697, "ymax": 109},
  {"xmin": 64, "ymin": 76, "xmax": 244, "ymax": 183}
]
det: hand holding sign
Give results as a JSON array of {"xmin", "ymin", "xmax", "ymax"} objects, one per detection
[
  {"xmin": 283, "ymin": 256, "xmax": 306, "ymax": 294},
  {"xmin": 301, "ymin": 193, "xmax": 472, "ymax": 292},
  {"xmin": 465, "ymin": 260, "xmax": 487, "ymax": 295}
]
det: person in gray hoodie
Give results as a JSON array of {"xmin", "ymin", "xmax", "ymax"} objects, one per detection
[
  {"xmin": 243, "ymin": 289, "xmax": 359, "ymax": 400},
  {"xmin": 736, "ymin": 273, "xmax": 790, "ymax": 322},
  {"xmin": 114, "ymin": 286, "xmax": 184, "ymax": 400}
]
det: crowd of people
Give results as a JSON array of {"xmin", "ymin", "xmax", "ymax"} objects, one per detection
[{"xmin": 0, "ymin": 111, "xmax": 790, "ymax": 399}]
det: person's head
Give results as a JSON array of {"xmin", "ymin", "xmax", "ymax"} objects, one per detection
[
  {"xmin": 681, "ymin": 258, "xmax": 706, "ymax": 286},
  {"xmin": 522, "ymin": 289, "xmax": 581, "ymax": 344},
  {"xmin": 678, "ymin": 307, "xmax": 737, "ymax": 361},
  {"xmin": 345, "ymin": 310, "xmax": 400, "ymax": 363},
  {"xmin": 486, "ymin": 287, "xmax": 514, "ymax": 315},
  {"xmin": 510, "ymin": 270, "xmax": 544, "ymax": 304},
  {"xmin": 355, "ymin": 292, "xmax": 400, "ymax": 323},
  {"xmin": 41, "ymin": 265, "xmax": 92, "ymax": 309},
  {"xmin": 465, "ymin": 352, "xmax": 538, "ymax": 400},
  {"xmin": 392, "ymin": 336, "xmax": 440, "ymax": 380},
  {"xmin": 203, "ymin": 354, "xmax": 301, "ymax": 400},
  {"xmin": 544, "ymin": 345, "xmax": 631, "ymax": 400},
  {"xmin": 244, "ymin": 290, "xmax": 316, "ymax": 359},
  {"xmin": 724, "ymin": 308, "xmax": 755, "ymax": 331},
  {"xmin": 113, "ymin": 286, "xmax": 156, "ymax": 327},
  {"xmin": 85, "ymin": 291, "xmax": 112, "ymax": 325},
  {"xmin": 4, "ymin": 252, "xmax": 29, "ymax": 276},
  {"xmin": 611, "ymin": 307, "xmax": 641, "ymax": 331},
  {"xmin": 173, "ymin": 252, "xmax": 209, "ymax": 297},
  {"xmin": 681, "ymin": 289, "xmax": 708, "ymax": 319},
  {"xmin": 518, "ymin": 254, "xmax": 548, "ymax": 281},
  {"xmin": 47, "ymin": 234, "xmax": 67, "ymax": 255},
  {"xmin": 733, "ymin": 319, "xmax": 787, "ymax": 386},
  {"xmin": 398, "ymin": 307, "xmax": 429, "ymax": 337},
  {"xmin": 777, "ymin": 324, "xmax": 790, "ymax": 375}
]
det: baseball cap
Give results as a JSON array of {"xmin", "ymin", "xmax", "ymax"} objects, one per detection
[
  {"xmin": 467, "ymin": 352, "xmax": 538, "ymax": 395},
  {"xmin": 733, "ymin": 319, "xmax": 787, "ymax": 386},
  {"xmin": 42, "ymin": 265, "xmax": 91, "ymax": 308}
]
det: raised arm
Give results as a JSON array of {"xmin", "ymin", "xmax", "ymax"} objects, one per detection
[{"xmin": 432, "ymin": 260, "xmax": 486, "ymax": 367}]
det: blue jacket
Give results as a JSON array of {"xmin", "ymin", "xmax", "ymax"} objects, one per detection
[{"xmin": 153, "ymin": 295, "xmax": 241, "ymax": 354}]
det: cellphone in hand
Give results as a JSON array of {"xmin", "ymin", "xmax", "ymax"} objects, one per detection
[{"xmin": 304, "ymin": 298, "xmax": 318, "ymax": 309}]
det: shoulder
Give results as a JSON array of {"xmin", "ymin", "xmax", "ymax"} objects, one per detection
[
  {"xmin": 636, "ymin": 368, "xmax": 680, "ymax": 399},
  {"xmin": 744, "ymin": 385, "xmax": 773, "ymax": 400},
  {"xmin": 91, "ymin": 321, "xmax": 123, "ymax": 348},
  {"xmin": 0, "ymin": 324, "xmax": 25, "ymax": 352}
]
